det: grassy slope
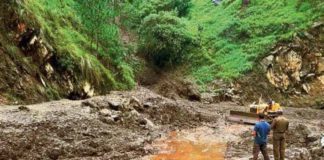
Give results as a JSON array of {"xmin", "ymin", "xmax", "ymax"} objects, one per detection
[
  {"xmin": 23, "ymin": 0, "xmax": 135, "ymax": 91},
  {"xmin": 188, "ymin": 0, "xmax": 323, "ymax": 84}
]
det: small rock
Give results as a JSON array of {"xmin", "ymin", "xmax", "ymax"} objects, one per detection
[
  {"xmin": 261, "ymin": 55, "xmax": 274, "ymax": 70},
  {"xmin": 143, "ymin": 102, "xmax": 153, "ymax": 109},
  {"xmin": 130, "ymin": 96, "xmax": 141, "ymax": 106},
  {"xmin": 314, "ymin": 52, "xmax": 322, "ymax": 57},
  {"xmin": 304, "ymin": 31, "xmax": 315, "ymax": 40},
  {"xmin": 137, "ymin": 117, "xmax": 147, "ymax": 125},
  {"xmin": 130, "ymin": 110, "xmax": 141, "ymax": 117},
  {"xmin": 44, "ymin": 63, "xmax": 54, "ymax": 78},
  {"xmin": 99, "ymin": 109, "xmax": 112, "ymax": 117},
  {"xmin": 99, "ymin": 117, "xmax": 114, "ymax": 124},
  {"xmin": 82, "ymin": 101, "xmax": 97, "ymax": 109},
  {"xmin": 302, "ymin": 83, "xmax": 310, "ymax": 94},
  {"xmin": 312, "ymin": 21, "xmax": 324, "ymax": 28},
  {"xmin": 47, "ymin": 148, "xmax": 61, "ymax": 160},
  {"xmin": 307, "ymin": 133, "xmax": 320, "ymax": 143},
  {"xmin": 145, "ymin": 118, "xmax": 156, "ymax": 129},
  {"xmin": 18, "ymin": 105, "xmax": 30, "ymax": 112},
  {"xmin": 108, "ymin": 100, "xmax": 122, "ymax": 111},
  {"xmin": 305, "ymin": 73, "xmax": 316, "ymax": 78},
  {"xmin": 112, "ymin": 115, "xmax": 121, "ymax": 122}
]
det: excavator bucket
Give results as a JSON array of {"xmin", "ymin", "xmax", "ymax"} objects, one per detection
[{"xmin": 226, "ymin": 110, "xmax": 259, "ymax": 125}]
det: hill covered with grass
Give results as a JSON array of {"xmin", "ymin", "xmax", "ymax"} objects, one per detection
[
  {"xmin": 0, "ymin": 0, "xmax": 323, "ymax": 104},
  {"xmin": 0, "ymin": 0, "xmax": 137, "ymax": 103},
  {"xmin": 188, "ymin": 0, "xmax": 323, "ymax": 84}
]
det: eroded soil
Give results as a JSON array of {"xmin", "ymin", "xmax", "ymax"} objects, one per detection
[{"xmin": 0, "ymin": 87, "xmax": 323, "ymax": 160}]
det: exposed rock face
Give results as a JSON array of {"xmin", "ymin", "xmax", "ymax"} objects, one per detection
[{"xmin": 262, "ymin": 22, "xmax": 324, "ymax": 94}]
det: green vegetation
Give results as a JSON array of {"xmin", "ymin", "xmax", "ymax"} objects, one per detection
[
  {"xmin": 139, "ymin": 12, "xmax": 198, "ymax": 67},
  {"xmin": 22, "ymin": 0, "xmax": 135, "ymax": 91},
  {"xmin": 3, "ymin": 0, "xmax": 323, "ymax": 99},
  {"xmin": 188, "ymin": 0, "xmax": 324, "ymax": 84},
  {"xmin": 126, "ymin": 0, "xmax": 197, "ymax": 67},
  {"xmin": 126, "ymin": 0, "xmax": 323, "ymax": 86}
]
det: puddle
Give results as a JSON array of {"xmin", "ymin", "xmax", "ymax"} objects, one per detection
[{"xmin": 149, "ymin": 127, "xmax": 227, "ymax": 160}]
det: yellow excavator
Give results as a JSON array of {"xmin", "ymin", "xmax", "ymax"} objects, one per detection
[{"xmin": 227, "ymin": 100, "xmax": 283, "ymax": 125}]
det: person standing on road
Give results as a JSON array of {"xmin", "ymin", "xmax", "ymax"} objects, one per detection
[
  {"xmin": 271, "ymin": 110, "xmax": 289, "ymax": 160},
  {"xmin": 252, "ymin": 113, "xmax": 270, "ymax": 160}
]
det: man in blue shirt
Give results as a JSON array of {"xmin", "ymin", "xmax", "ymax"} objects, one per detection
[{"xmin": 252, "ymin": 113, "xmax": 270, "ymax": 160}]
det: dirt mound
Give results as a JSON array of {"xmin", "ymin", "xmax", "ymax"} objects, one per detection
[{"xmin": 138, "ymin": 67, "xmax": 202, "ymax": 102}]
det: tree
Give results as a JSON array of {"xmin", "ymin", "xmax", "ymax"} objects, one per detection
[
  {"xmin": 139, "ymin": 12, "xmax": 198, "ymax": 67},
  {"xmin": 76, "ymin": 0, "xmax": 116, "ymax": 50}
]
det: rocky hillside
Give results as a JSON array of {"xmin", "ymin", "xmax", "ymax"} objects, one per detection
[
  {"xmin": 0, "ymin": 1, "xmax": 135, "ymax": 104},
  {"xmin": 238, "ymin": 21, "xmax": 324, "ymax": 108},
  {"xmin": 0, "ymin": 0, "xmax": 323, "ymax": 109}
]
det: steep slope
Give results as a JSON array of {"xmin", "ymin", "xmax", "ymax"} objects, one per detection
[
  {"xmin": 238, "ymin": 22, "xmax": 324, "ymax": 108},
  {"xmin": 0, "ymin": 1, "xmax": 135, "ymax": 104},
  {"xmin": 182, "ymin": 0, "xmax": 324, "ymax": 107},
  {"xmin": 188, "ymin": 0, "xmax": 323, "ymax": 83}
]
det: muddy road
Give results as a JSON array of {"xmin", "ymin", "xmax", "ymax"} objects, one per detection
[{"xmin": 0, "ymin": 87, "xmax": 323, "ymax": 160}]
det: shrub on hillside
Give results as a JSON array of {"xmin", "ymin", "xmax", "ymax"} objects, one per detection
[
  {"xmin": 139, "ymin": 12, "xmax": 198, "ymax": 67},
  {"xmin": 138, "ymin": 0, "xmax": 192, "ymax": 18}
]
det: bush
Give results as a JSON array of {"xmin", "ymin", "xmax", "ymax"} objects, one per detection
[
  {"xmin": 137, "ymin": 0, "xmax": 192, "ymax": 18},
  {"xmin": 139, "ymin": 12, "xmax": 198, "ymax": 67}
]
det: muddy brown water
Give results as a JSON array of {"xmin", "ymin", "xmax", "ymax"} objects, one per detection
[
  {"xmin": 151, "ymin": 131, "xmax": 226, "ymax": 160},
  {"xmin": 143, "ymin": 126, "xmax": 249, "ymax": 160}
]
